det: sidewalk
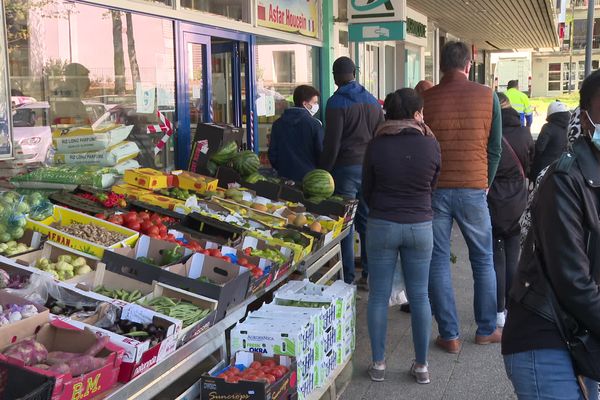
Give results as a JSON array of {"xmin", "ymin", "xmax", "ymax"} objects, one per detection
[{"xmin": 340, "ymin": 225, "xmax": 516, "ymax": 400}]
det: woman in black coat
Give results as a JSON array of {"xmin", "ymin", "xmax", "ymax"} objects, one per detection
[
  {"xmin": 529, "ymin": 101, "xmax": 571, "ymax": 182},
  {"xmin": 487, "ymin": 93, "xmax": 534, "ymax": 328}
]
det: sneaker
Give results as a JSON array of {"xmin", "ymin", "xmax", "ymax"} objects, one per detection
[
  {"xmin": 496, "ymin": 311, "xmax": 506, "ymax": 328},
  {"xmin": 355, "ymin": 276, "xmax": 369, "ymax": 291},
  {"xmin": 368, "ymin": 363, "xmax": 385, "ymax": 382},
  {"xmin": 410, "ymin": 362, "xmax": 431, "ymax": 384}
]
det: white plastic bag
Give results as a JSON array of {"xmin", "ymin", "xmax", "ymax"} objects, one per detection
[{"xmin": 389, "ymin": 256, "xmax": 408, "ymax": 307}]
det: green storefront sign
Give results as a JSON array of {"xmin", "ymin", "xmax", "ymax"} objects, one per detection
[
  {"xmin": 406, "ymin": 17, "xmax": 426, "ymax": 38},
  {"xmin": 348, "ymin": 21, "xmax": 406, "ymax": 42}
]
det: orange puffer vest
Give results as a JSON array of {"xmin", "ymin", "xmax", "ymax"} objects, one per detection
[{"xmin": 423, "ymin": 70, "xmax": 493, "ymax": 189}]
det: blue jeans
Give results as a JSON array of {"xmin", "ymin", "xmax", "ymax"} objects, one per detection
[
  {"xmin": 366, "ymin": 218, "xmax": 433, "ymax": 365},
  {"xmin": 429, "ymin": 189, "xmax": 497, "ymax": 338},
  {"xmin": 332, "ymin": 165, "xmax": 368, "ymax": 284},
  {"xmin": 504, "ymin": 349, "xmax": 599, "ymax": 400}
]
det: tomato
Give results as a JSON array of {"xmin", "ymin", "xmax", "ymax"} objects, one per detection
[
  {"xmin": 260, "ymin": 366, "xmax": 272, "ymax": 373},
  {"xmin": 150, "ymin": 214, "xmax": 162, "ymax": 223},
  {"xmin": 225, "ymin": 375, "xmax": 239, "ymax": 383},
  {"xmin": 277, "ymin": 365, "xmax": 288, "ymax": 374},
  {"xmin": 237, "ymin": 257, "xmax": 248, "ymax": 266},
  {"xmin": 244, "ymin": 374, "xmax": 258, "ymax": 381},
  {"xmin": 208, "ymin": 249, "xmax": 222, "ymax": 257},
  {"xmin": 263, "ymin": 360, "xmax": 277, "ymax": 368},
  {"xmin": 140, "ymin": 212, "xmax": 151, "ymax": 220},
  {"xmin": 246, "ymin": 263, "xmax": 257, "ymax": 270},
  {"xmin": 127, "ymin": 221, "xmax": 141, "ymax": 232},
  {"xmin": 149, "ymin": 233, "xmax": 161, "ymax": 240},
  {"xmin": 264, "ymin": 374, "xmax": 276, "ymax": 384},
  {"xmin": 158, "ymin": 224, "xmax": 168, "ymax": 235},
  {"xmin": 228, "ymin": 367, "xmax": 240, "ymax": 375},
  {"xmin": 250, "ymin": 361, "xmax": 262, "ymax": 369},
  {"xmin": 147, "ymin": 226, "xmax": 160, "ymax": 236},
  {"xmin": 222, "ymin": 256, "xmax": 232, "ymax": 263},
  {"xmin": 95, "ymin": 213, "xmax": 106, "ymax": 220},
  {"xmin": 108, "ymin": 215, "xmax": 124, "ymax": 225},
  {"xmin": 270, "ymin": 368, "xmax": 284, "ymax": 379},
  {"xmin": 140, "ymin": 221, "xmax": 154, "ymax": 233}
]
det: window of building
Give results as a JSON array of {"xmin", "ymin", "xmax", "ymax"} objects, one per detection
[
  {"xmin": 273, "ymin": 52, "xmax": 296, "ymax": 83},
  {"xmin": 359, "ymin": 43, "xmax": 379, "ymax": 99},
  {"xmin": 180, "ymin": 0, "xmax": 249, "ymax": 22},
  {"xmin": 424, "ymin": 22, "xmax": 436, "ymax": 83},
  {"xmin": 6, "ymin": 0, "xmax": 176, "ymax": 169},
  {"xmin": 548, "ymin": 63, "xmax": 561, "ymax": 91}
]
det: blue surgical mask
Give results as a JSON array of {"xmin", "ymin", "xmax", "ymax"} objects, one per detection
[{"xmin": 586, "ymin": 111, "xmax": 600, "ymax": 150}]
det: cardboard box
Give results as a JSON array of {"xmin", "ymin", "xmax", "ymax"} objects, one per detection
[
  {"xmin": 139, "ymin": 282, "xmax": 218, "ymax": 346},
  {"xmin": 124, "ymin": 168, "xmax": 172, "ymax": 190},
  {"xmin": 0, "ymin": 321, "xmax": 124, "ymax": 400},
  {"xmin": 172, "ymin": 170, "xmax": 219, "ymax": 194},
  {"xmin": 0, "ymin": 291, "xmax": 49, "ymax": 349},
  {"xmin": 138, "ymin": 193, "xmax": 185, "ymax": 211},
  {"xmin": 0, "ymin": 359, "xmax": 55, "ymax": 400},
  {"xmin": 211, "ymin": 197, "xmax": 288, "ymax": 228},
  {"xmin": 111, "ymin": 183, "xmax": 153, "ymax": 200},
  {"xmin": 71, "ymin": 268, "xmax": 154, "ymax": 302},
  {"xmin": 245, "ymin": 228, "xmax": 313, "ymax": 265},
  {"xmin": 219, "ymin": 245, "xmax": 277, "ymax": 295},
  {"xmin": 239, "ymin": 236, "xmax": 294, "ymax": 281},
  {"xmin": 180, "ymin": 212, "xmax": 246, "ymax": 244},
  {"xmin": 2, "ymin": 228, "xmax": 44, "ymax": 259},
  {"xmin": 25, "ymin": 206, "xmax": 139, "ymax": 259},
  {"xmin": 201, "ymin": 352, "xmax": 296, "ymax": 400}
]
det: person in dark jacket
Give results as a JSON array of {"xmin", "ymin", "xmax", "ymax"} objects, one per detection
[
  {"xmin": 268, "ymin": 85, "xmax": 323, "ymax": 182},
  {"xmin": 363, "ymin": 88, "xmax": 441, "ymax": 384},
  {"xmin": 502, "ymin": 71, "xmax": 600, "ymax": 400},
  {"xmin": 529, "ymin": 100, "xmax": 571, "ymax": 183},
  {"xmin": 487, "ymin": 93, "xmax": 534, "ymax": 330},
  {"xmin": 320, "ymin": 56, "xmax": 384, "ymax": 286}
]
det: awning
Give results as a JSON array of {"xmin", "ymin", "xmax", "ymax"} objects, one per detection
[{"xmin": 406, "ymin": 0, "xmax": 559, "ymax": 50}]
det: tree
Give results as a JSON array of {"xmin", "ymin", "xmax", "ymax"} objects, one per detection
[
  {"xmin": 125, "ymin": 13, "xmax": 141, "ymax": 85},
  {"xmin": 111, "ymin": 10, "xmax": 126, "ymax": 95}
]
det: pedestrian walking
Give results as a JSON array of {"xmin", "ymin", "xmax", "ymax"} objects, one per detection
[
  {"xmin": 487, "ymin": 93, "xmax": 533, "ymax": 329},
  {"xmin": 268, "ymin": 85, "xmax": 323, "ymax": 182},
  {"xmin": 422, "ymin": 41, "xmax": 503, "ymax": 354},
  {"xmin": 505, "ymin": 80, "xmax": 533, "ymax": 127},
  {"xmin": 529, "ymin": 100, "xmax": 570, "ymax": 183},
  {"xmin": 364, "ymin": 88, "xmax": 441, "ymax": 384},
  {"xmin": 502, "ymin": 70, "xmax": 600, "ymax": 400},
  {"xmin": 320, "ymin": 56, "xmax": 384, "ymax": 286}
]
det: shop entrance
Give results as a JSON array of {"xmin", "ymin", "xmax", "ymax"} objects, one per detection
[{"xmin": 175, "ymin": 23, "xmax": 254, "ymax": 169}]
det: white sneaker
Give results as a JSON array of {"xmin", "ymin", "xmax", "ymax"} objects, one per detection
[{"xmin": 496, "ymin": 311, "xmax": 506, "ymax": 328}]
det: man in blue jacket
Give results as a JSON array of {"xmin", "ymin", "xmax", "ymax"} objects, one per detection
[
  {"xmin": 268, "ymin": 85, "xmax": 323, "ymax": 182},
  {"xmin": 320, "ymin": 57, "xmax": 384, "ymax": 286}
]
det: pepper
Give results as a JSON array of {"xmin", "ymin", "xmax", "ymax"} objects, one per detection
[
  {"xmin": 159, "ymin": 245, "xmax": 183, "ymax": 266},
  {"xmin": 137, "ymin": 256, "xmax": 156, "ymax": 266}
]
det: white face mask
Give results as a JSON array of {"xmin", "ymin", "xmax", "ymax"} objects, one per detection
[
  {"xmin": 586, "ymin": 111, "xmax": 600, "ymax": 150},
  {"xmin": 305, "ymin": 103, "xmax": 319, "ymax": 116}
]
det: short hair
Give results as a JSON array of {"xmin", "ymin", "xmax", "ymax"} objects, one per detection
[
  {"xmin": 440, "ymin": 41, "xmax": 471, "ymax": 73},
  {"xmin": 293, "ymin": 85, "xmax": 320, "ymax": 108},
  {"xmin": 507, "ymin": 80, "xmax": 519, "ymax": 89},
  {"xmin": 579, "ymin": 70, "xmax": 600, "ymax": 110},
  {"xmin": 497, "ymin": 92, "xmax": 511, "ymax": 109},
  {"xmin": 383, "ymin": 88, "xmax": 423, "ymax": 120}
]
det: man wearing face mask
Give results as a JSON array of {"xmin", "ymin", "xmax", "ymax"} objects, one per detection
[{"xmin": 268, "ymin": 85, "xmax": 323, "ymax": 182}]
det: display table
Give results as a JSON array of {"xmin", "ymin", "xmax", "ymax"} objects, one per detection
[{"xmin": 103, "ymin": 228, "xmax": 350, "ymax": 400}]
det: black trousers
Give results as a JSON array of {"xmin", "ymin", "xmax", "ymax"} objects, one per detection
[{"xmin": 492, "ymin": 234, "xmax": 520, "ymax": 312}]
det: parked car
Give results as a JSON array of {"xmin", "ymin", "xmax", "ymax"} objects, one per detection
[{"xmin": 11, "ymin": 101, "xmax": 52, "ymax": 164}]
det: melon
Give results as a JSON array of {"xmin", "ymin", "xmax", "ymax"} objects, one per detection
[
  {"xmin": 302, "ymin": 169, "xmax": 335, "ymax": 199},
  {"xmin": 233, "ymin": 150, "xmax": 260, "ymax": 177}
]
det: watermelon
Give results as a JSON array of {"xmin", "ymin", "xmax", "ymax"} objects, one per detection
[
  {"xmin": 210, "ymin": 141, "xmax": 238, "ymax": 165},
  {"xmin": 233, "ymin": 150, "xmax": 260, "ymax": 177},
  {"xmin": 302, "ymin": 169, "xmax": 335, "ymax": 199},
  {"xmin": 245, "ymin": 172, "xmax": 267, "ymax": 184}
]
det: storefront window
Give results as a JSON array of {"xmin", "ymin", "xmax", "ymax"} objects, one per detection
[
  {"xmin": 359, "ymin": 43, "xmax": 379, "ymax": 100},
  {"xmin": 6, "ymin": 0, "xmax": 176, "ymax": 170},
  {"xmin": 424, "ymin": 22, "xmax": 436, "ymax": 83},
  {"xmin": 548, "ymin": 63, "xmax": 561, "ymax": 91},
  {"xmin": 181, "ymin": 0, "xmax": 249, "ymax": 22},
  {"xmin": 255, "ymin": 38, "xmax": 320, "ymax": 158}
]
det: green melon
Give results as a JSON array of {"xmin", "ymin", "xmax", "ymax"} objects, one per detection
[
  {"xmin": 245, "ymin": 172, "xmax": 267, "ymax": 184},
  {"xmin": 233, "ymin": 150, "xmax": 260, "ymax": 177},
  {"xmin": 302, "ymin": 169, "xmax": 335, "ymax": 199},
  {"xmin": 210, "ymin": 141, "xmax": 238, "ymax": 165}
]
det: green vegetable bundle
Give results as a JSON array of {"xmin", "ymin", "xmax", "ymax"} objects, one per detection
[
  {"xmin": 95, "ymin": 286, "xmax": 144, "ymax": 302},
  {"xmin": 140, "ymin": 296, "xmax": 211, "ymax": 328}
]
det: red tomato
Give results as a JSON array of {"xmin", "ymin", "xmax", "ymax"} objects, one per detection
[
  {"xmin": 208, "ymin": 249, "xmax": 221, "ymax": 257},
  {"xmin": 150, "ymin": 214, "xmax": 162, "ymax": 223},
  {"xmin": 228, "ymin": 367, "xmax": 240, "ymax": 375},
  {"xmin": 222, "ymin": 256, "xmax": 232, "ymax": 263},
  {"xmin": 149, "ymin": 233, "xmax": 161, "ymax": 240},
  {"xmin": 140, "ymin": 212, "xmax": 151, "ymax": 220},
  {"xmin": 225, "ymin": 375, "xmax": 239, "ymax": 383},
  {"xmin": 263, "ymin": 360, "xmax": 277, "ymax": 368},
  {"xmin": 147, "ymin": 226, "xmax": 160, "ymax": 236},
  {"xmin": 158, "ymin": 224, "xmax": 168, "ymax": 235},
  {"xmin": 217, "ymin": 373, "xmax": 228, "ymax": 379},
  {"xmin": 270, "ymin": 368, "xmax": 284, "ymax": 379},
  {"xmin": 250, "ymin": 361, "xmax": 262, "ymax": 369},
  {"xmin": 127, "ymin": 221, "xmax": 141, "ymax": 232},
  {"xmin": 277, "ymin": 365, "xmax": 288, "ymax": 374},
  {"xmin": 125, "ymin": 211, "xmax": 138, "ymax": 221},
  {"xmin": 264, "ymin": 374, "xmax": 276, "ymax": 384},
  {"xmin": 108, "ymin": 215, "xmax": 124, "ymax": 225},
  {"xmin": 95, "ymin": 213, "xmax": 106, "ymax": 220},
  {"xmin": 254, "ymin": 370, "xmax": 266, "ymax": 378},
  {"xmin": 244, "ymin": 374, "xmax": 258, "ymax": 381},
  {"xmin": 139, "ymin": 221, "xmax": 153, "ymax": 232},
  {"xmin": 260, "ymin": 366, "xmax": 272, "ymax": 373},
  {"xmin": 246, "ymin": 263, "xmax": 257, "ymax": 270}
]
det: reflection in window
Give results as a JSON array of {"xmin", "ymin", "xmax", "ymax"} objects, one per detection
[
  {"xmin": 180, "ymin": 0, "xmax": 249, "ymax": 21},
  {"xmin": 6, "ymin": 0, "xmax": 176, "ymax": 169}
]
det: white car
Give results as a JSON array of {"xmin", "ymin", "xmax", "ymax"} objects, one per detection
[{"xmin": 11, "ymin": 101, "xmax": 52, "ymax": 163}]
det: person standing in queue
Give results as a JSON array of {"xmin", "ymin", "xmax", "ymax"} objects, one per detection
[
  {"xmin": 268, "ymin": 85, "xmax": 323, "ymax": 182},
  {"xmin": 364, "ymin": 88, "xmax": 440, "ymax": 384},
  {"xmin": 320, "ymin": 56, "xmax": 384, "ymax": 287},
  {"xmin": 487, "ymin": 93, "xmax": 534, "ymax": 329},
  {"xmin": 502, "ymin": 70, "xmax": 600, "ymax": 400}
]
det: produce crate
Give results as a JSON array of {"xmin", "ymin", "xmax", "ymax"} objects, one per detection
[
  {"xmin": 0, "ymin": 321, "xmax": 124, "ymax": 400},
  {"xmin": 181, "ymin": 213, "xmax": 246, "ymax": 243},
  {"xmin": 0, "ymin": 359, "xmax": 55, "ymax": 400},
  {"xmin": 239, "ymin": 236, "xmax": 294, "ymax": 281},
  {"xmin": 0, "ymin": 291, "xmax": 49, "ymax": 350},
  {"xmin": 4, "ymin": 229, "xmax": 44, "ymax": 259},
  {"xmin": 201, "ymin": 352, "xmax": 297, "ymax": 400},
  {"xmin": 48, "ymin": 192, "xmax": 112, "ymax": 216},
  {"xmin": 172, "ymin": 223, "xmax": 239, "ymax": 247},
  {"xmin": 137, "ymin": 193, "xmax": 185, "ymax": 211},
  {"xmin": 171, "ymin": 170, "xmax": 219, "ymax": 194},
  {"xmin": 111, "ymin": 183, "xmax": 153, "ymax": 200},
  {"xmin": 138, "ymin": 282, "xmax": 218, "ymax": 347},
  {"xmin": 70, "ymin": 268, "xmax": 153, "ymax": 303},
  {"xmin": 126, "ymin": 199, "xmax": 185, "ymax": 222},
  {"xmin": 123, "ymin": 168, "xmax": 173, "ymax": 190},
  {"xmin": 215, "ymin": 166, "xmax": 282, "ymax": 200},
  {"xmin": 219, "ymin": 245, "xmax": 277, "ymax": 295},
  {"xmin": 245, "ymin": 229, "xmax": 313, "ymax": 265},
  {"xmin": 211, "ymin": 197, "xmax": 288, "ymax": 228},
  {"xmin": 25, "ymin": 206, "xmax": 139, "ymax": 258}
]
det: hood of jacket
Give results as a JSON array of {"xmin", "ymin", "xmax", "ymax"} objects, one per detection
[
  {"xmin": 502, "ymin": 107, "xmax": 522, "ymax": 128},
  {"xmin": 546, "ymin": 111, "xmax": 571, "ymax": 128},
  {"xmin": 375, "ymin": 119, "xmax": 434, "ymax": 137},
  {"xmin": 280, "ymin": 107, "xmax": 312, "ymax": 123},
  {"xmin": 335, "ymin": 80, "xmax": 379, "ymax": 105}
]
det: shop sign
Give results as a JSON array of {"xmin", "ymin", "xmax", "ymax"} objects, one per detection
[
  {"xmin": 257, "ymin": 0, "xmax": 319, "ymax": 38},
  {"xmin": 406, "ymin": 17, "xmax": 426, "ymax": 38},
  {"xmin": 348, "ymin": 0, "xmax": 405, "ymax": 24},
  {"xmin": 348, "ymin": 21, "xmax": 405, "ymax": 42}
]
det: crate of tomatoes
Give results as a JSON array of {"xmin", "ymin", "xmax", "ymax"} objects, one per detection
[{"xmin": 97, "ymin": 211, "xmax": 177, "ymax": 242}]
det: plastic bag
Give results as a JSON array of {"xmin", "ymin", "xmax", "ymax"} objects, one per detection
[
  {"xmin": 389, "ymin": 256, "xmax": 408, "ymax": 307},
  {"xmin": 3, "ymin": 273, "xmax": 51, "ymax": 305},
  {"xmin": 10, "ymin": 165, "xmax": 117, "ymax": 189}
]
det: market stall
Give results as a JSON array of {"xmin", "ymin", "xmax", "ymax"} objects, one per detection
[{"xmin": 0, "ymin": 153, "xmax": 357, "ymax": 400}]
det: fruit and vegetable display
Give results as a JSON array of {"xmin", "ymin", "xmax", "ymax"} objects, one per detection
[
  {"xmin": 76, "ymin": 191, "xmax": 127, "ymax": 208},
  {"xmin": 157, "ymin": 187, "xmax": 195, "ymax": 201},
  {"xmin": 0, "ymin": 191, "xmax": 51, "ymax": 243},
  {"xmin": 139, "ymin": 296, "xmax": 211, "ymax": 328},
  {"xmin": 0, "ymin": 268, "xmax": 29, "ymax": 289},
  {"xmin": 243, "ymin": 247, "xmax": 287, "ymax": 265},
  {"xmin": 54, "ymin": 223, "xmax": 128, "ymax": 246},
  {"xmin": 94, "ymin": 287, "xmax": 144, "ymax": 302},
  {"xmin": 214, "ymin": 357, "xmax": 289, "ymax": 384},
  {"xmin": 99, "ymin": 211, "xmax": 176, "ymax": 241},
  {"xmin": 33, "ymin": 255, "xmax": 93, "ymax": 281},
  {"xmin": 0, "ymin": 241, "xmax": 33, "ymax": 256},
  {"xmin": 302, "ymin": 169, "xmax": 335, "ymax": 202},
  {"xmin": 0, "ymin": 304, "xmax": 39, "ymax": 325},
  {"xmin": 106, "ymin": 319, "xmax": 166, "ymax": 346},
  {"xmin": 2, "ymin": 335, "xmax": 110, "ymax": 375},
  {"xmin": 136, "ymin": 245, "xmax": 185, "ymax": 267}
]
